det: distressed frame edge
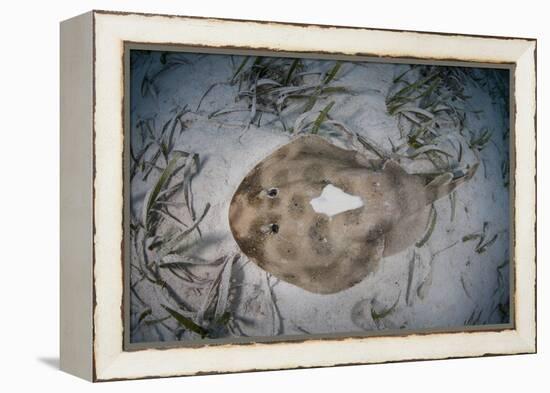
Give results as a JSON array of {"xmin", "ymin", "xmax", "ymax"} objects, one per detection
[
  {"xmin": 90, "ymin": 11, "xmax": 537, "ymax": 382},
  {"xmin": 511, "ymin": 40, "xmax": 537, "ymax": 354},
  {"xmin": 91, "ymin": 8, "xmax": 537, "ymax": 42},
  {"xmin": 59, "ymin": 11, "xmax": 95, "ymax": 381}
]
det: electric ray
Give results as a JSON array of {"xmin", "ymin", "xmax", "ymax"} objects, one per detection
[{"xmin": 228, "ymin": 135, "xmax": 477, "ymax": 294}]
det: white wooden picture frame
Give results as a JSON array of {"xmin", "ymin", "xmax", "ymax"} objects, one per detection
[{"xmin": 60, "ymin": 10, "xmax": 536, "ymax": 381}]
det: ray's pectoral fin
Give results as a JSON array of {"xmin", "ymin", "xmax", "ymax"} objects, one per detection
[
  {"xmin": 382, "ymin": 159, "xmax": 409, "ymax": 176},
  {"xmin": 361, "ymin": 234, "xmax": 387, "ymax": 278},
  {"xmin": 382, "ymin": 207, "xmax": 431, "ymax": 257}
]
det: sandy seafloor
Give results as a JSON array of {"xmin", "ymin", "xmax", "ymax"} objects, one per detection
[{"xmin": 128, "ymin": 51, "xmax": 510, "ymax": 344}]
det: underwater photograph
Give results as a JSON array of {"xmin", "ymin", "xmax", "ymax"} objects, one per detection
[{"xmin": 126, "ymin": 49, "xmax": 511, "ymax": 346}]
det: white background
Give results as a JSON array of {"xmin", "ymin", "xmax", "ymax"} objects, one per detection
[{"xmin": 0, "ymin": 0, "xmax": 545, "ymax": 391}]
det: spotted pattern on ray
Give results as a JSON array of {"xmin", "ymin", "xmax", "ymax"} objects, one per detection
[{"xmin": 228, "ymin": 135, "xmax": 477, "ymax": 294}]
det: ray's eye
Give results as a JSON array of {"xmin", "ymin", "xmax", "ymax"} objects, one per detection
[
  {"xmin": 267, "ymin": 188, "xmax": 279, "ymax": 198},
  {"xmin": 260, "ymin": 223, "xmax": 280, "ymax": 234}
]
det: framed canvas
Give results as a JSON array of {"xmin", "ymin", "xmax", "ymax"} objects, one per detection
[{"xmin": 60, "ymin": 10, "xmax": 537, "ymax": 382}]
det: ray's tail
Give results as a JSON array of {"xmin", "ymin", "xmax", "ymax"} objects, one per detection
[{"xmin": 425, "ymin": 162, "xmax": 479, "ymax": 204}]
